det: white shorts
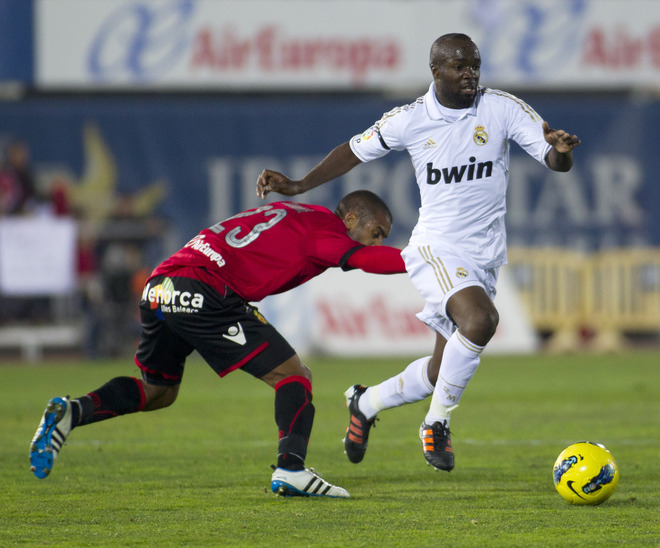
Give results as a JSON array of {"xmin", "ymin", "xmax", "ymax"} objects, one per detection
[{"xmin": 401, "ymin": 244, "xmax": 499, "ymax": 340}]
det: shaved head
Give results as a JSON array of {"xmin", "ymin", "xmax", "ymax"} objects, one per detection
[
  {"xmin": 430, "ymin": 33, "xmax": 476, "ymax": 67},
  {"xmin": 335, "ymin": 190, "xmax": 393, "ymax": 246},
  {"xmin": 335, "ymin": 190, "xmax": 393, "ymax": 225}
]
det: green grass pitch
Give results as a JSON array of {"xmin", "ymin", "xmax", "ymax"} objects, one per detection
[{"xmin": 2, "ymin": 351, "xmax": 659, "ymax": 546}]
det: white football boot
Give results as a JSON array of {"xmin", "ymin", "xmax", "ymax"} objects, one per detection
[
  {"xmin": 271, "ymin": 466, "xmax": 350, "ymax": 498},
  {"xmin": 29, "ymin": 397, "xmax": 74, "ymax": 478}
]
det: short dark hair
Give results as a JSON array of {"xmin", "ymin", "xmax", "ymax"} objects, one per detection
[{"xmin": 335, "ymin": 190, "xmax": 393, "ymax": 225}]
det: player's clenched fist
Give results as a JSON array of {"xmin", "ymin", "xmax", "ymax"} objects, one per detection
[{"xmin": 257, "ymin": 169, "xmax": 297, "ymax": 199}]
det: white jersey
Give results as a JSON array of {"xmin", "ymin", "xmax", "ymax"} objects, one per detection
[{"xmin": 349, "ymin": 82, "xmax": 552, "ymax": 269}]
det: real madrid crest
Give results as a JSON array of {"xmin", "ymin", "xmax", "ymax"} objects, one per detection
[
  {"xmin": 456, "ymin": 267, "xmax": 469, "ymax": 279},
  {"xmin": 473, "ymin": 125, "xmax": 488, "ymax": 146}
]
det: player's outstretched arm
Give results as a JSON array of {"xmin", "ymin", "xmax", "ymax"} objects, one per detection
[
  {"xmin": 344, "ymin": 246, "xmax": 406, "ymax": 275},
  {"xmin": 257, "ymin": 142, "xmax": 361, "ymax": 199},
  {"xmin": 543, "ymin": 121, "xmax": 581, "ymax": 172}
]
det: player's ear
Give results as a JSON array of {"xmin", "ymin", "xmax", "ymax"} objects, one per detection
[{"xmin": 342, "ymin": 211, "xmax": 358, "ymax": 230}]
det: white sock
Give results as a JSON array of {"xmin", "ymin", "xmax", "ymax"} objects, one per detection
[
  {"xmin": 359, "ymin": 357, "xmax": 434, "ymax": 420},
  {"xmin": 425, "ymin": 330, "xmax": 484, "ymax": 426}
]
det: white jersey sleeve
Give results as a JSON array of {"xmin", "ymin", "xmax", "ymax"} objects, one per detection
[
  {"xmin": 490, "ymin": 89, "xmax": 552, "ymax": 166},
  {"xmin": 349, "ymin": 103, "xmax": 414, "ymax": 162}
]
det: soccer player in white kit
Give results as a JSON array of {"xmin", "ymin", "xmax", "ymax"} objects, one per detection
[{"xmin": 257, "ymin": 33, "xmax": 581, "ymax": 471}]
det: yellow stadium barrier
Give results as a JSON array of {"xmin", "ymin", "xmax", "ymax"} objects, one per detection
[
  {"xmin": 507, "ymin": 247, "xmax": 660, "ymax": 352},
  {"xmin": 507, "ymin": 247, "xmax": 588, "ymax": 352},
  {"xmin": 586, "ymin": 248, "xmax": 660, "ymax": 351}
]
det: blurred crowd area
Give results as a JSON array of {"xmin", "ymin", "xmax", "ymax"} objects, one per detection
[
  {"xmin": 0, "ymin": 138, "xmax": 168, "ymax": 359},
  {"xmin": 2, "ymin": 0, "xmax": 660, "ymax": 359}
]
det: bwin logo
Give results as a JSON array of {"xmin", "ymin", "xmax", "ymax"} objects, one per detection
[{"xmin": 426, "ymin": 157, "xmax": 493, "ymax": 185}]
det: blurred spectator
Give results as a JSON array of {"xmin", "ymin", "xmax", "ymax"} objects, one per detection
[
  {"xmin": 76, "ymin": 227, "xmax": 103, "ymax": 357},
  {"xmin": 0, "ymin": 140, "xmax": 37, "ymax": 215},
  {"xmin": 50, "ymin": 179, "xmax": 72, "ymax": 217},
  {"xmin": 0, "ymin": 140, "xmax": 51, "ymax": 324}
]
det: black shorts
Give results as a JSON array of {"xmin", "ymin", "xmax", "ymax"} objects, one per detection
[{"xmin": 134, "ymin": 275, "xmax": 296, "ymax": 386}]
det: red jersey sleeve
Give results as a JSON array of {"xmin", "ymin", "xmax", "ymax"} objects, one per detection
[
  {"xmin": 305, "ymin": 216, "xmax": 364, "ymax": 268},
  {"xmin": 343, "ymin": 245, "xmax": 406, "ymax": 274}
]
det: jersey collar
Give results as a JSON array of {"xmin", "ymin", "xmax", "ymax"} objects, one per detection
[{"xmin": 424, "ymin": 82, "xmax": 478, "ymax": 121}]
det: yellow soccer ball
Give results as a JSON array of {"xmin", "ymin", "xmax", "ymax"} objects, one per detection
[{"xmin": 553, "ymin": 442, "xmax": 619, "ymax": 505}]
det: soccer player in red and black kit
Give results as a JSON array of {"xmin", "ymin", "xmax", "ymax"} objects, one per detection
[{"xmin": 29, "ymin": 190, "xmax": 405, "ymax": 498}]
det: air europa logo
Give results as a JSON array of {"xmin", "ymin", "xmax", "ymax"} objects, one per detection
[
  {"xmin": 426, "ymin": 157, "xmax": 493, "ymax": 185},
  {"xmin": 88, "ymin": 1, "xmax": 400, "ymax": 85},
  {"xmin": 89, "ymin": 1, "xmax": 194, "ymax": 81},
  {"xmin": 185, "ymin": 234, "xmax": 225, "ymax": 268},
  {"xmin": 190, "ymin": 26, "xmax": 400, "ymax": 84}
]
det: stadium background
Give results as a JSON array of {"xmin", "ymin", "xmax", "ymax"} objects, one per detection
[{"xmin": 1, "ymin": 0, "xmax": 659, "ymax": 359}]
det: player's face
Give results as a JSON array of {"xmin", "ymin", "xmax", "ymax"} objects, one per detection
[
  {"xmin": 431, "ymin": 39, "xmax": 481, "ymax": 109},
  {"xmin": 349, "ymin": 211, "xmax": 392, "ymax": 246}
]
